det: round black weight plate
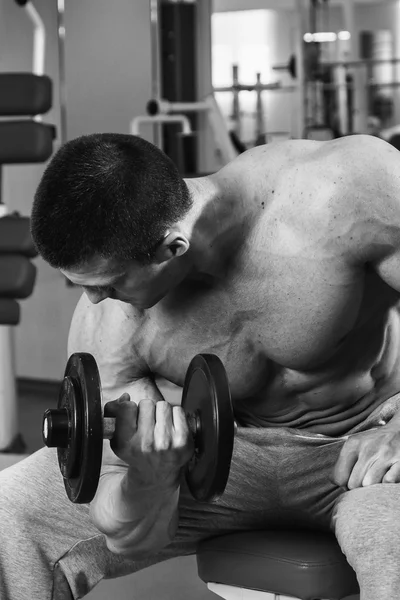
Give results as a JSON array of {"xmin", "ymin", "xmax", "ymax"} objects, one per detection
[
  {"xmin": 58, "ymin": 353, "xmax": 103, "ymax": 503},
  {"xmin": 57, "ymin": 376, "xmax": 82, "ymax": 480},
  {"xmin": 182, "ymin": 354, "xmax": 234, "ymax": 503}
]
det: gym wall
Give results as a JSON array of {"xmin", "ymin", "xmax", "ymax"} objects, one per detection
[{"xmin": 0, "ymin": 0, "xmax": 152, "ymax": 381}]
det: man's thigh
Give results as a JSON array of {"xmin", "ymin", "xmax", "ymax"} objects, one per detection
[
  {"xmin": 248, "ymin": 427, "xmax": 346, "ymax": 530},
  {"xmin": 174, "ymin": 426, "xmax": 347, "ymax": 548},
  {"xmin": 332, "ymin": 483, "xmax": 400, "ymax": 597}
]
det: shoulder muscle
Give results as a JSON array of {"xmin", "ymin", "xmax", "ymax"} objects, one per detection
[
  {"xmin": 68, "ymin": 294, "xmax": 150, "ymax": 391},
  {"xmin": 331, "ymin": 136, "xmax": 400, "ymax": 291}
]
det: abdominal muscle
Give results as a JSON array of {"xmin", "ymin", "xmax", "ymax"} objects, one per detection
[{"xmin": 233, "ymin": 306, "xmax": 400, "ymax": 437}]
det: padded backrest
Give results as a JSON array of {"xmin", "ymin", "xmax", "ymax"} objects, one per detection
[
  {"xmin": 0, "ymin": 121, "xmax": 55, "ymax": 164},
  {"xmin": 0, "ymin": 255, "xmax": 37, "ymax": 299},
  {"xmin": 0, "ymin": 73, "xmax": 52, "ymax": 116},
  {"xmin": 0, "ymin": 215, "xmax": 37, "ymax": 257},
  {"xmin": 0, "ymin": 299, "xmax": 20, "ymax": 326}
]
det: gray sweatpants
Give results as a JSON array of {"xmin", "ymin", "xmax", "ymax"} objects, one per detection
[{"xmin": 1, "ymin": 396, "xmax": 400, "ymax": 600}]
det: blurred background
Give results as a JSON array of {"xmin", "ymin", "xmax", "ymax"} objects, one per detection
[{"xmin": 0, "ymin": 1, "xmax": 395, "ymax": 598}]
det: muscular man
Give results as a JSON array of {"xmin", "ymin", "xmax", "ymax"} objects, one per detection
[{"xmin": 1, "ymin": 132, "xmax": 400, "ymax": 599}]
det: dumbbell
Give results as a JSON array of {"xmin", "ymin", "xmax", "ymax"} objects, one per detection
[
  {"xmin": 272, "ymin": 54, "xmax": 297, "ymax": 79},
  {"xmin": 42, "ymin": 352, "xmax": 235, "ymax": 504}
]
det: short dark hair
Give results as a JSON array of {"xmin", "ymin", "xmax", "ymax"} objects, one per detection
[{"xmin": 31, "ymin": 133, "xmax": 192, "ymax": 268}]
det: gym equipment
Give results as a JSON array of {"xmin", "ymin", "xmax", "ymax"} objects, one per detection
[
  {"xmin": 0, "ymin": 73, "xmax": 52, "ymax": 116},
  {"xmin": 272, "ymin": 54, "xmax": 297, "ymax": 79},
  {"xmin": 132, "ymin": 93, "xmax": 239, "ymax": 167},
  {"xmin": 0, "ymin": 215, "xmax": 37, "ymax": 257},
  {"xmin": 56, "ymin": 0, "xmax": 67, "ymax": 145},
  {"xmin": 133, "ymin": 0, "xmax": 238, "ymax": 171},
  {"xmin": 0, "ymin": 301, "xmax": 20, "ymax": 327},
  {"xmin": 197, "ymin": 530, "xmax": 359, "ymax": 600},
  {"xmin": 131, "ymin": 114, "xmax": 192, "ymax": 137},
  {"xmin": 0, "ymin": 121, "xmax": 55, "ymax": 164},
  {"xmin": 0, "ymin": 256, "xmax": 36, "ymax": 298},
  {"xmin": 0, "ymin": 0, "xmax": 54, "ymax": 453},
  {"xmin": 43, "ymin": 353, "xmax": 235, "ymax": 504},
  {"xmin": 213, "ymin": 64, "xmax": 296, "ymax": 145},
  {"xmin": 146, "ymin": 98, "xmax": 209, "ymax": 116}
]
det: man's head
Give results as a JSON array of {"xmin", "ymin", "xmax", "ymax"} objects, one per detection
[{"xmin": 31, "ymin": 133, "xmax": 193, "ymax": 307}]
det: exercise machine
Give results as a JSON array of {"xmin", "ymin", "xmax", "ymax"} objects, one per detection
[
  {"xmin": 0, "ymin": 0, "xmax": 56, "ymax": 451},
  {"xmin": 131, "ymin": 0, "xmax": 238, "ymax": 173}
]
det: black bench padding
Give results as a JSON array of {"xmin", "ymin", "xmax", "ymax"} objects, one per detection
[
  {"xmin": 0, "ymin": 299, "xmax": 20, "ymax": 325},
  {"xmin": 0, "ymin": 73, "xmax": 52, "ymax": 116},
  {"xmin": 0, "ymin": 120, "xmax": 55, "ymax": 164},
  {"xmin": 0, "ymin": 255, "xmax": 36, "ymax": 299},
  {"xmin": 197, "ymin": 530, "xmax": 359, "ymax": 600},
  {"xmin": 0, "ymin": 216, "xmax": 37, "ymax": 258}
]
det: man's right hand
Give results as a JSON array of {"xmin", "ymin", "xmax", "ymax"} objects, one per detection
[{"xmin": 104, "ymin": 394, "xmax": 194, "ymax": 488}]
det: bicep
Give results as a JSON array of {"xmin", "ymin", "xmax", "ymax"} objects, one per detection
[{"xmin": 68, "ymin": 293, "xmax": 154, "ymax": 399}]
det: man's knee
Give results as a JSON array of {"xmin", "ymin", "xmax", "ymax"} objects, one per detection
[
  {"xmin": 0, "ymin": 461, "xmax": 29, "ymax": 513},
  {"xmin": 333, "ymin": 485, "xmax": 400, "ymax": 564},
  {"xmin": 0, "ymin": 450, "xmax": 65, "ymax": 535}
]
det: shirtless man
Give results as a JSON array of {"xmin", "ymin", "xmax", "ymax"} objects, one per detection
[{"xmin": 0, "ymin": 132, "xmax": 400, "ymax": 599}]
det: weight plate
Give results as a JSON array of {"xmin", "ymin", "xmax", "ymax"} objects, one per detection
[
  {"xmin": 182, "ymin": 354, "xmax": 234, "ymax": 503},
  {"xmin": 58, "ymin": 353, "xmax": 103, "ymax": 503},
  {"xmin": 57, "ymin": 376, "xmax": 81, "ymax": 479}
]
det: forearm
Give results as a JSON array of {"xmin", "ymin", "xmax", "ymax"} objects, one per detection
[{"xmin": 90, "ymin": 468, "xmax": 181, "ymax": 559}]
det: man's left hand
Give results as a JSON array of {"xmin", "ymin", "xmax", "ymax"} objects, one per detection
[{"xmin": 333, "ymin": 424, "xmax": 400, "ymax": 489}]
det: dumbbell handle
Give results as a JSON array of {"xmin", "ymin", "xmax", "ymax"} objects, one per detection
[
  {"xmin": 103, "ymin": 417, "xmax": 115, "ymax": 440},
  {"xmin": 43, "ymin": 409, "xmax": 199, "ymax": 449}
]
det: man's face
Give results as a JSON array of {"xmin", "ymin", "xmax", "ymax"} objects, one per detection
[{"xmin": 61, "ymin": 255, "xmax": 174, "ymax": 309}]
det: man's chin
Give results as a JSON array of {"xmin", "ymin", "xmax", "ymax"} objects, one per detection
[
  {"xmin": 113, "ymin": 292, "xmax": 166, "ymax": 309},
  {"xmin": 116, "ymin": 298, "xmax": 159, "ymax": 309},
  {"xmin": 137, "ymin": 294, "xmax": 166, "ymax": 309}
]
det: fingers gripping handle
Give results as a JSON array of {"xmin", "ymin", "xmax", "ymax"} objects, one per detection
[{"xmin": 103, "ymin": 412, "xmax": 199, "ymax": 441}]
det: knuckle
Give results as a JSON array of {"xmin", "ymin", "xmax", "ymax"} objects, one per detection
[
  {"xmin": 156, "ymin": 400, "xmax": 168, "ymax": 409},
  {"xmin": 156, "ymin": 401, "xmax": 171, "ymax": 418}
]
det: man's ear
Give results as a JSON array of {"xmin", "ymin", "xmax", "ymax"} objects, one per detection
[{"xmin": 154, "ymin": 231, "xmax": 190, "ymax": 263}]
